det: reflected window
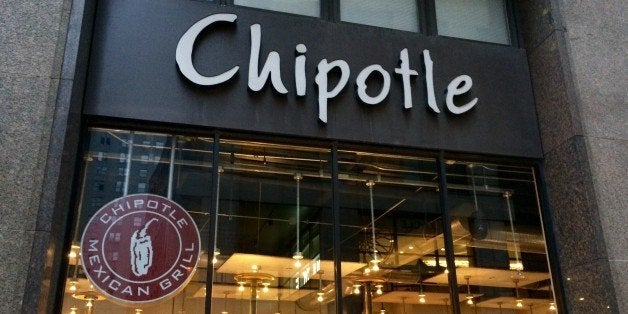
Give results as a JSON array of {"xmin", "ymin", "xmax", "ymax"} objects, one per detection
[
  {"xmin": 235, "ymin": 0, "xmax": 320, "ymax": 18},
  {"xmin": 340, "ymin": 0, "xmax": 419, "ymax": 32},
  {"xmin": 435, "ymin": 0, "xmax": 511, "ymax": 44}
]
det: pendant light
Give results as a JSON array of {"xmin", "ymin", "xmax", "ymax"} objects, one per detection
[
  {"xmin": 504, "ymin": 191, "xmax": 523, "ymax": 271},
  {"xmin": 418, "ymin": 282, "xmax": 426, "ymax": 304},
  {"xmin": 212, "ymin": 166, "xmax": 224, "ymax": 265},
  {"xmin": 316, "ymin": 270, "xmax": 324, "ymax": 302},
  {"xmin": 513, "ymin": 278, "xmax": 523, "ymax": 308},
  {"xmin": 464, "ymin": 276, "xmax": 474, "ymax": 305},
  {"xmin": 418, "ymin": 263, "xmax": 426, "ymax": 304},
  {"xmin": 379, "ymin": 303, "xmax": 386, "ymax": 314},
  {"xmin": 293, "ymin": 173, "xmax": 304, "ymax": 268},
  {"xmin": 366, "ymin": 180, "xmax": 380, "ymax": 271}
]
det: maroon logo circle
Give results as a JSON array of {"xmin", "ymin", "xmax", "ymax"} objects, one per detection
[{"xmin": 81, "ymin": 194, "xmax": 201, "ymax": 304}]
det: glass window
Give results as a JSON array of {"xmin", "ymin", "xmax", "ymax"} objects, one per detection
[
  {"xmin": 445, "ymin": 160, "xmax": 557, "ymax": 312},
  {"xmin": 234, "ymin": 0, "xmax": 320, "ymax": 18},
  {"xmin": 61, "ymin": 128, "xmax": 556, "ymax": 313},
  {"xmin": 212, "ymin": 139, "xmax": 334, "ymax": 313},
  {"xmin": 435, "ymin": 0, "xmax": 510, "ymax": 44},
  {"xmin": 340, "ymin": 0, "xmax": 419, "ymax": 32},
  {"xmin": 338, "ymin": 151, "xmax": 451, "ymax": 312},
  {"xmin": 61, "ymin": 128, "xmax": 213, "ymax": 313}
]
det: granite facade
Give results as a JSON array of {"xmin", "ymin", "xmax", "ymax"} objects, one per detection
[
  {"xmin": 518, "ymin": 0, "xmax": 626, "ymax": 312},
  {"xmin": 0, "ymin": 0, "xmax": 72, "ymax": 313}
]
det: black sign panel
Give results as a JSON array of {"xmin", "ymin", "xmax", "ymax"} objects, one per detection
[{"xmin": 84, "ymin": 0, "xmax": 542, "ymax": 158}]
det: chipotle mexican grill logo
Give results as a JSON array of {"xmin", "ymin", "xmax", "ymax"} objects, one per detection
[{"xmin": 80, "ymin": 194, "xmax": 201, "ymax": 304}]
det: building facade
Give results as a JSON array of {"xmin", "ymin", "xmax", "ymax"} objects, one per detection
[{"xmin": 0, "ymin": 0, "xmax": 625, "ymax": 313}]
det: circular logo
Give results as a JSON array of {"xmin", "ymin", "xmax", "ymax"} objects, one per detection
[{"xmin": 81, "ymin": 194, "xmax": 201, "ymax": 304}]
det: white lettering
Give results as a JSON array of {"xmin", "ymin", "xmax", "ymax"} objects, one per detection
[
  {"xmin": 122, "ymin": 285, "xmax": 133, "ymax": 295},
  {"xmin": 356, "ymin": 64, "xmax": 391, "ymax": 105},
  {"xmin": 175, "ymin": 14, "xmax": 239, "ymax": 86},
  {"xmin": 423, "ymin": 50, "xmax": 440, "ymax": 113},
  {"xmin": 160, "ymin": 278, "xmax": 172, "ymax": 290},
  {"xmin": 315, "ymin": 59, "xmax": 350, "ymax": 123},
  {"xmin": 395, "ymin": 48, "xmax": 418, "ymax": 109},
  {"xmin": 446, "ymin": 75, "xmax": 477, "ymax": 114},
  {"xmin": 108, "ymin": 279, "xmax": 121, "ymax": 291},
  {"xmin": 177, "ymin": 218, "xmax": 188, "ymax": 229},
  {"xmin": 99, "ymin": 213, "xmax": 111, "ymax": 224},
  {"xmin": 248, "ymin": 24, "xmax": 288, "ymax": 94},
  {"xmin": 138, "ymin": 286, "xmax": 150, "ymax": 296},
  {"xmin": 147, "ymin": 200, "xmax": 158, "ymax": 209},
  {"xmin": 295, "ymin": 44, "xmax": 307, "ymax": 96},
  {"xmin": 89, "ymin": 239, "xmax": 99, "ymax": 252}
]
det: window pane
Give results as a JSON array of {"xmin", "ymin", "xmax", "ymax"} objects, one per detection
[
  {"xmin": 212, "ymin": 139, "xmax": 334, "ymax": 313},
  {"xmin": 61, "ymin": 128, "xmax": 212, "ymax": 313},
  {"xmin": 235, "ymin": 0, "xmax": 320, "ymax": 17},
  {"xmin": 341, "ymin": 0, "xmax": 419, "ymax": 32},
  {"xmin": 338, "ymin": 151, "xmax": 451, "ymax": 312},
  {"xmin": 436, "ymin": 0, "xmax": 510, "ymax": 44},
  {"xmin": 445, "ymin": 161, "xmax": 557, "ymax": 312}
]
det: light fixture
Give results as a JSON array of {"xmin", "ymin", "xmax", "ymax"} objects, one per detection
[
  {"xmin": 212, "ymin": 166, "xmax": 224, "ymax": 267},
  {"xmin": 353, "ymin": 284, "xmax": 361, "ymax": 295},
  {"xmin": 69, "ymin": 280, "xmax": 78, "ymax": 292},
  {"xmin": 262, "ymin": 282, "xmax": 270, "ymax": 293},
  {"xmin": 238, "ymin": 282, "xmax": 245, "ymax": 292},
  {"xmin": 379, "ymin": 303, "xmax": 386, "ymax": 313},
  {"xmin": 85, "ymin": 298, "xmax": 93, "ymax": 308},
  {"xmin": 212, "ymin": 249, "xmax": 220, "ymax": 265},
  {"xmin": 293, "ymin": 173, "xmax": 304, "ymax": 269},
  {"xmin": 363, "ymin": 268, "xmax": 371, "ymax": 275},
  {"xmin": 316, "ymin": 292, "xmax": 324, "ymax": 302},
  {"xmin": 513, "ymin": 278, "xmax": 523, "ymax": 308},
  {"xmin": 70, "ymin": 307, "xmax": 77, "ymax": 314},
  {"xmin": 444, "ymin": 268, "xmax": 449, "ymax": 274},
  {"xmin": 135, "ymin": 309, "xmax": 143, "ymax": 314},
  {"xmin": 504, "ymin": 191, "xmax": 524, "ymax": 272},
  {"xmin": 316, "ymin": 270, "xmax": 324, "ymax": 302},
  {"xmin": 375, "ymin": 284, "xmax": 383, "ymax": 295},
  {"xmin": 418, "ymin": 293, "xmax": 426, "ymax": 304},
  {"xmin": 366, "ymin": 180, "xmax": 380, "ymax": 272},
  {"xmin": 251, "ymin": 264, "xmax": 259, "ymax": 272},
  {"xmin": 464, "ymin": 276, "xmax": 473, "ymax": 305},
  {"xmin": 549, "ymin": 302, "xmax": 557, "ymax": 311},
  {"xmin": 68, "ymin": 251, "xmax": 77, "ymax": 259}
]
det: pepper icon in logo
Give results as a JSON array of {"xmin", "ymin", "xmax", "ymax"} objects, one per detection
[
  {"xmin": 130, "ymin": 218, "xmax": 158, "ymax": 276},
  {"xmin": 81, "ymin": 194, "xmax": 201, "ymax": 304}
]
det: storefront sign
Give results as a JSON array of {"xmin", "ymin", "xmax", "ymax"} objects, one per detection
[
  {"xmin": 176, "ymin": 14, "xmax": 477, "ymax": 123},
  {"xmin": 80, "ymin": 194, "xmax": 201, "ymax": 304},
  {"xmin": 85, "ymin": 0, "xmax": 543, "ymax": 158}
]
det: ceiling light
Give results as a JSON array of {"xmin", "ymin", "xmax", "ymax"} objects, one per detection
[
  {"xmin": 375, "ymin": 284, "xmax": 383, "ymax": 295},
  {"xmin": 262, "ymin": 283, "xmax": 270, "ymax": 293},
  {"xmin": 464, "ymin": 276, "xmax": 473, "ymax": 305},
  {"xmin": 549, "ymin": 302, "xmax": 556, "ymax": 311},
  {"xmin": 353, "ymin": 284, "xmax": 361, "ymax": 295},
  {"xmin": 418, "ymin": 293, "xmax": 426, "ymax": 304},
  {"xmin": 70, "ymin": 307, "xmax": 77, "ymax": 314},
  {"xmin": 316, "ymin": 292, "xmax": 324, "ymax": 302},
  {"xmin": 69, "ymin": 280, "xmax": 78, "ymax": 292}
]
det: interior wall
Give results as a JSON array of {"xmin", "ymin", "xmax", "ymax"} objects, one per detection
[{"xmin": 516, "ymin": 0, "xmax": 626, "ymax": 312}]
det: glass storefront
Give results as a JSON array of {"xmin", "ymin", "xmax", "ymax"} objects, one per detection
[{"xmin": 61, "ymin": 128, "xmax": 556, "ymax": 313}]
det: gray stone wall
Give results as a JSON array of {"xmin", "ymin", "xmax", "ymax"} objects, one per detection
[
  {"xmin": 0, "ymin": 0, "xmax": 71, "ymax": 312},
  {"xmin": 518, "ymin": 0, "xmax": 626, "ymax": 312}
]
